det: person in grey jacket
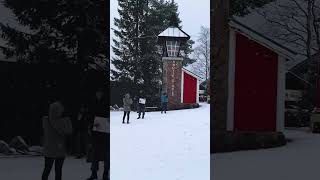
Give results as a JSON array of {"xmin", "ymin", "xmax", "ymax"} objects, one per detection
[
  {"xmin": 42, "ymin": 93, "xmax": 73, "ymax": 180},
  {"xmin": 123, "ymin": 93, "xmax": 133, "ymax": 124}
]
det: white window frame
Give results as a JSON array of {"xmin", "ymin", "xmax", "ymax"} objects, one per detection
[{"xmin": 166, "ymin": 41, "xmax": 180, "ymax": 57}]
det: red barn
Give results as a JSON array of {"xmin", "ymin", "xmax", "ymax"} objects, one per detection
[
  {"xmin": 227, "ymin": 19, "xmax": 298, "ymax": 132},
  {"xmin": 181, "ymin": 68, "xmax": 202, "ymax": 104}
]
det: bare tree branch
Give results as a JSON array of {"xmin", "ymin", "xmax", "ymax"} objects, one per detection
[{"xmin": 191, "ymin": 26, "xmax": 210, "ymax": 82}]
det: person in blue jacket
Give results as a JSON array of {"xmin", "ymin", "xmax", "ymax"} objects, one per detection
[{"xmin": 161, "ymin": 92, "xmax": 168, "ymax": 114}]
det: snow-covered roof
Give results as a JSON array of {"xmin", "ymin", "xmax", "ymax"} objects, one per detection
[
  {"xmin": 158, "ymin": 26, "xmax": 190, "ymax": 38},
  {"xmin": 229, "ymin": 19, "xmax": 300, "ymax": 61},
  {"xmin": 232, "ymin": 0, "xmax": 317, "ymax": 71},
  {"xmin": 182, "ymin": 68, "xmax": 203, "ymax": 81}
]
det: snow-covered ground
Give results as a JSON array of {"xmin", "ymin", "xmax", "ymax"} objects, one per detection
[
  {"xmin": 0, "ymin": 103, "xmax": 209, "ymax": 180},
  {"xmin": 110, "ymin": 103, "xmax": 210, "ymax": 180},
  {"xmin": 0, "ymin": 156, "xmax": 105, "ymax": 179},
  {"xmin": 212, "ymin": 128, "xmax": 320, "ymax": 180}
]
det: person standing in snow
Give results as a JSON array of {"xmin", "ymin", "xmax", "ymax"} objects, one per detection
[
  {"xmin": 123, "ymin": 93, "xmax": 133, "ymax": 124},
  {"xmin": 74, "ymin": 104, "xmax": 90, "ymax": 159},
  {"xmin": 42, "ymin": 90, "xmax": 73, "ymax": 180},
  {"xmin": 133, "ymin": 95, "xmax": 138, "ymax": 112},
  {"xmin": 161, "ymin": 92, "xmax": 168, "ymax": 114},
  {"xmin": 87, "ymin": 88, "xmax": 109, "ymax": 180},
  {"xmin": 137, "ymin": 90, "xmax": 146, "ymax": 119}
]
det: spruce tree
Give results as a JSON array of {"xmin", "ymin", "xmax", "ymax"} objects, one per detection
[
  {"xmin": 0, "ymin": 0, "xmax": 107, "ymax": 70},
  {"xmin": 112, "ymin": 0, "xmax": 194, "ymax": 102},
  {"xmin": 230, "ymin": 0, "xmax": 275, "ymax": 16}
]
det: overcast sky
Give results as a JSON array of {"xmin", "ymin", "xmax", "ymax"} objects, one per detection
[{"xmin": 110, "ymin": 0, "xmax": 210, "ymax": 62}]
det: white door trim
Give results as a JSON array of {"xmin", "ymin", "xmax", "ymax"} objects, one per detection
[
  {"xmin": 196, "ymin": 79, "xmax": 200, "ymax": 104},
  {"xmin": 181, "ymin": 71, "xmax": 184, "ymax": 103},
  {"xmin": 277, "ymin": 55, "xmax": 286, "ymax": 132},
  {"xmin": 227, "ymin": 28, "xmax": 236, "ymax": 131}
]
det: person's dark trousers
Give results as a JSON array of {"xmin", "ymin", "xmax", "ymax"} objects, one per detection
[
  {"xmin": 123, "ymin": 111, "xmax": 130, "ymax": 123},
  {"xmin": 138, "ymin": 105, "xmax": 145, "ymax": 119},
  {"xmin": 75, "ymin": 131, "xmax": 87, "ymax": 157},
  {"xmin": 90, "ymin": 160, "xmax": 99, "ymax": 178},
  {"xmin": 103, "ymin": 160, "xmax": 109, "ymax": 180},
  {"xmin": 42, "ymin": 157, "xmax": 65, "ymax": 180},
  {"xmin": 161, "ymin": 102, "xmax": 168, "ymax": 113},
  {"xmin": 90, "ymin": 160, "xmax": 109, "ymax": 180}
]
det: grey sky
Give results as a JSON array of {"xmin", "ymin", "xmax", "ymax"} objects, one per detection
[{"xmin": 110, "ymin": 0, "xmax": 210, "ymax": 62}]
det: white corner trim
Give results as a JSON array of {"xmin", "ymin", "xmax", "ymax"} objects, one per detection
[
  {"xmin": 227, "ymin": 28, "xmax": 236, "ymax": 131},
  {"xmin": 196, "ymin": 79, "xmax": 200, "ymax": 104},
  {"xmin": 277, "ymin": 55, "xmax": 286, "ymax": 132},
  {"xmin": 181, "ymin": 71, "xmax": 184, "ymax": 103}
]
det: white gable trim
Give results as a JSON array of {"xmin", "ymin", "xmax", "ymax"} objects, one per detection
[
  {"xmin": 229, "ymin": 20, "xmax": 297, "ymax": 61},
  {"xmin": 182, "ymin": 68, "xmax": 203, "ymax": 81}
]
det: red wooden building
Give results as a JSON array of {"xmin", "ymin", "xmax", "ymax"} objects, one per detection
[
  {"xmin": 227, "ymin": 19, "xmax": 298, "ymax": 132},
  {"xmin": 181, "ymin": 68, "xmax": 202, "ymax": 104}
]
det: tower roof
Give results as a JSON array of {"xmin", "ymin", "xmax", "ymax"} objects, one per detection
[{"xmin": 158, "ymin": 26, "xmax": 190, "ymax": 39}]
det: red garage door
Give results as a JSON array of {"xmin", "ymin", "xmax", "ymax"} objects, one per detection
[
  {"xmin": 183, "ymin": 72, "xmax": 197, "ymax": 103},
  {"xmin": 234, "ymin": 33, "xmax": 278, "ymax": 131}
]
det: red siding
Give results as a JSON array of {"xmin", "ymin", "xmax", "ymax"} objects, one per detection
[
  {"xmin": 234, "ymin": 33, "xmax": 278, "ymax": 131},
  {"xmin": 183, "ymin": 72, "xmax": 197, "ymax": 103}
]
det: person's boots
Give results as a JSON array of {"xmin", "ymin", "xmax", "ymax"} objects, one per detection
[
  {"xmin": 103, "ymin": 171, "xmax": 109, "ymax": 180},
  {"xmin": 87, "ymin": 171, "xmax": 98, "ymax": 180}
]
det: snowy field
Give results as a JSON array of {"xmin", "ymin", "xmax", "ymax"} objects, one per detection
[
  {"xmin": 110, "ymin": 103, "xmax": 210, "ymax": 180},
  {"xmin": 0, "ymin": 156, "xmax": 105, "ymax": 179},
  {"xmin": 212, "ymin": 128, "xmax": 320, "ymax": 180}
]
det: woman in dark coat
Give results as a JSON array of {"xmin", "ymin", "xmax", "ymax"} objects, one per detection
[
  {"xmin": 74, "ymin": 104, "xmax": 90, "ymax": 158},
  {"xmin": 87, "ymin": 88, "xmax": 109, "ymax": 180},
  {"xmin": 42, "ymin": 93, "xmax": 73, "ymax": 180}
]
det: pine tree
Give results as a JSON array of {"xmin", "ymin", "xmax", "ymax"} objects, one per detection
[
  {"xmin": 112, "ymin": 0, "xmax": 194, "ymax": 100},
  {"xmin": 112, "ymin": 0, "xmax": 147, "ymax": 85},
  {"xmin": 0, "ymin": 0, "xmax": 107, "ymax": 70},
  {"xmin": 230, "ymin": 0, "xmax": 275, "ymax": 16}
]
